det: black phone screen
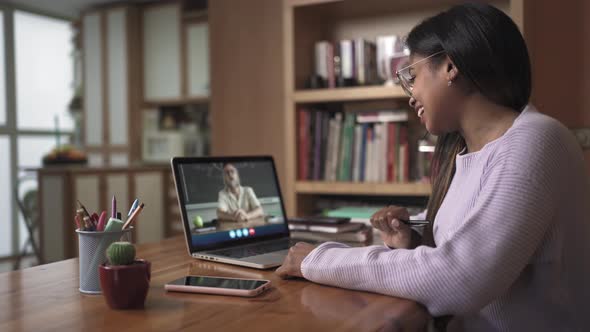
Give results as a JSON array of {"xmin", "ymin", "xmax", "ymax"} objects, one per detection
[{"xmin": 169, "ymin": 276, "xmax": 267, "ymax": 290}]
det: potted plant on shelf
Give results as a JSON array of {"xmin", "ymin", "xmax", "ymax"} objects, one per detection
[{"xmin": 99, "ymin": 242, "xmax": 151, "ymax": 309}]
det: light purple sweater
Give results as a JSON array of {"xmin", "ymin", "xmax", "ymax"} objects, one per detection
[{"xmin": 301, "ymin": 105, "xmax": 590, "ymax": 331}]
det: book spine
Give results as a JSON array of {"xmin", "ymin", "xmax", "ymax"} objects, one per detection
[
  {"xmin": 366, "ymin": 125, "xmax": 374, "ymax": 182},
  {"xmin": 327, "ymin": 42, "xmax": 336, "ymax": 88},
  {"xmin": 297, "ymin": 109, "xmax": 309, "ymax": 180},
  {"xmin": 355, "ymin": 39, "xmax": 365, "ymax": 85},
  {"xmin": 397, "ymin": 125, "xmax": 405, "ymax": 182},
  {"xmin": 307, "ymin": 111, "xmax": 316, "ymax": 180},
  {"xmin": 327, "ymin": 113, "xmax": 342, "ymax": 181},
  {"xmin": 359, "ymin": 123, "xmax": 368, "ymax": 182},
  {"xmin": 381, "ymin": 122, "xmax": 389, "ymax": 182},
  {"xmin": 367, "ymin": 41, "xmax": 377, "ymax": 84},
  {"xmin": 319, "ymin": 112, "xmax": 330, "ymax": 180},
  {"xmin": 338, "ymin": 113, "xmax": 354, "ymax": 181},
  {"xmin": 313, "ymin": 111, "xmax": 323, "ymax": 180},
  {"xmin": 401, "ymin": 125, "xmax": 410, "ymax": 182},
  {"xmin": 352, "ymin": 124, "xmax": 363, "ymax": 182},
  {"xmin": 325, "ymin": 116, "xmax": 336, "ymax": 181},
  {"xmin": 387, "ymin": 122, "xmax": 395, "ymax": 182}
]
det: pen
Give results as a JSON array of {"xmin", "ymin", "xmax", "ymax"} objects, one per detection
[
  {"xmin": 83, "ymin": 216, "xmax": 93, "ymax": 231},
  {"xmin": 122, "ymin": 203, "xmax": 144, "ymax": 230},
  {"xmin": 77, "ymin": 200, "xmax": 91, "ymax": 218},
  {"xmin": 127, "ymin": 198, "xmax": 139, "ymax": 217},
  {"xmin": 76, "ymin": 209, "xmax": 86, "ymax": 230},
  {"xmin": 112, "ymin": 195, "xmax": 117, "ymax": 219},
  {"xmin": 400, "ymin": 219, "xmax": 430, "ymax": 226}
]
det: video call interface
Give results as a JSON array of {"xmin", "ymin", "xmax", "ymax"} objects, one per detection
[{"xmin": 178, "ymin": 160, "xmax": 287, "ymax": 245}]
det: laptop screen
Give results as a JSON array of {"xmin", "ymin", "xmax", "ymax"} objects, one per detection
[{"xmin": 172, "ymin": 157, "xmax": 289, "ymax": 252}]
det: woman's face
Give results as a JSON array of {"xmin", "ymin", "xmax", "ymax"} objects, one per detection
[{"xmin": 407, "ymin": 54, "xmax": 462, "ymax": 135}]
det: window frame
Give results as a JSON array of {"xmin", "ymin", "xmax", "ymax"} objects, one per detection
[{"xmin": 0, "ymin": 4, "xmax": 74, "ymax": 260}]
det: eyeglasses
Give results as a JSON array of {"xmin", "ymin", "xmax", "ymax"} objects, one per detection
[{"xmin": 395, "ymin": 51, "xmax": 445, "ymax": 97}]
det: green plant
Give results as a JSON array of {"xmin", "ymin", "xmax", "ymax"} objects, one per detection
[{"xmin": 106, "ymin": 242, "xmax": 136, "ymax": 266}]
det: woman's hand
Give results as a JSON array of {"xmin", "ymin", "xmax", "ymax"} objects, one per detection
[
  {"xmin": 370, "ymin": 205, "xmax": 412, "ymax": 249},
  {"xmin": 275, "ymin": 242, "xmax": 316, "ymax": 279}
]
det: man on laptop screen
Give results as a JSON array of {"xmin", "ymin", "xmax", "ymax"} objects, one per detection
[{"xmin": 217, "ymin": 163, "xmax": 265, "ymax": 223}]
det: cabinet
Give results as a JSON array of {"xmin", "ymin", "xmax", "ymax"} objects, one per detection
[
  {"xmin": 36, "ymin": 165, "xmax": 180, "ymax": 263},
  {"xmin": 82, "ymin": 6, "xmax": 142, "ymax": 165},
  {"xmin": 142, "ymin": 2, "xmax": 210, "ymax": 103},
  {"xmin": 283, "ymin": 0, "xmax": 524, "ymax": 216}
]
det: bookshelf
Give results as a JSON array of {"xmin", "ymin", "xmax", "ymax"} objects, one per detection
[
  {"xmin": 296, "ymin": 181, "xmax": 431, "ymax": 196},
  {"xmin": 283, "ymin": 0, "xmax": 523, "ymax": 216},
  {"xmin": 293, "ymin": 86, "xmax": 406, "ymax": 103}
]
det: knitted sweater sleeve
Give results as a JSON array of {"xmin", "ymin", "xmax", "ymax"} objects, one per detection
[{"xmin": 301, "ymin": 147, "xmax": 560, "ymax": 316}]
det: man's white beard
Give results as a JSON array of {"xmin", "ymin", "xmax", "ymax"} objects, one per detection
[{"xmin": 229, "ymin": 178, "xmax": 240, "ymax": 188}]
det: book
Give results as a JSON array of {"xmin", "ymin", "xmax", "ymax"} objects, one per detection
[
  {"xmin": 307, "ymin": 111, "xmax": 316, "ymax": 180},
  {"xmin": 323, "ymin": 206, "xmax": 381, "ymax": 224},
  {"xmin": 352, "ymin": 124, "xmax": 363, "ymax": 182},
  {"xmin": 297, "ymin": 109, "xmax": 309, "ymax": 180},
  {"xmin": 386, "ymin": 122, "xmax": 395, "ymax": 182},
  {"xmin": 337, "ymin": 40, "xmax": 356, "ymax": 87},
  {"xmin": 338, "ymin": 113, "xmax": 355, "ymax": 181},
  {"xmin": 319, "ymin": 112, "xmax": 330, "ymax": 180},
  {"xmin": 288, "ymin": 222, "xmax": 364, "ymax": 234},
  {"xmin": 359, "ymin": 123, "xmax": 368, "ymax": 182},
  {"xmin": 356, "ymin": 110, "xmax": 408, "ymax": 123},
  {"xmin": 313, "ymin": 111, "xmax": 323, "ymax": 180},
  {"xmin": 328, "ymin": 113, "xmax": 343, "ymax": 181},
  {"xmin": 290, "ymin": 225, "xmax": 373, "ymax": 243}
]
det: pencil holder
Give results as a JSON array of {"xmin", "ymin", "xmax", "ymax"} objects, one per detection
[{"xmin": 76, "ymin": 227, "xmax": 133, "ymax": 294}]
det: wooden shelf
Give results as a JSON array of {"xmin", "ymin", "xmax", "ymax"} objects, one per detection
[
  {"xmin": 295, "ymin": 181, "xmax": 431, "ymax": 196},
  {"xmin": 293, "ymin": 85, "xmax": 407, "ymax": 103},
  {"xmin": 143, "ymin": 96, "xmax": 209, "ymax": 108}
]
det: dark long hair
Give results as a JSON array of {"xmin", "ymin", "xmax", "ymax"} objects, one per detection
[{"xmin": 405, "ymin": 3, "xmax": 532, "ymax": 246}]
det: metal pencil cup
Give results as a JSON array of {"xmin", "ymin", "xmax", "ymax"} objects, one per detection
[{"xmin": 76, "ymin": 228, "xmax": 133, "ymax": 294}]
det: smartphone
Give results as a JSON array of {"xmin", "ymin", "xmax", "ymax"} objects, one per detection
[{"xmin": 164, "ymin": 275, "xmax": 272, "ymax": 297}]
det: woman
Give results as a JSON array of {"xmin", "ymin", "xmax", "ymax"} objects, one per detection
[{"xmin": 276, "ymin": 3, "xmax": 589, "ymax": 331}]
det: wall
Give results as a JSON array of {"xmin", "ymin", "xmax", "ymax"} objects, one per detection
[
  {"xmin": 209, "ymin": 0, "xmax": 288, "ymax": 188},
  {"xmin": 524, "ymin": 0, "xmax": 590, "ymax": 171}
]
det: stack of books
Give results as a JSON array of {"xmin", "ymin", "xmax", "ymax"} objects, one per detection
[{"xmin": 288, "ymin": 218, "xmax": 373, "ymax": 246}]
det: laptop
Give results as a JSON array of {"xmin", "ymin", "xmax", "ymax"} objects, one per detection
[{"xmin": 171, "ymin": 156, "xmax": 302, "ymax": 269}]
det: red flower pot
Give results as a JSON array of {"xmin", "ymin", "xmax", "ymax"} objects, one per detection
[{"xmin": 99, "ymin": 259, "xmax": 151, "ymax": 309}]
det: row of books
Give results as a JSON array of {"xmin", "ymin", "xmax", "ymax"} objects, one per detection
[
  {"xmin": 297, "ymin": 109, "xmax": 411, "ymax": 182},
  {"xmin": 313, "ymin": 36, "xmax": 407, "ymax": 88}
]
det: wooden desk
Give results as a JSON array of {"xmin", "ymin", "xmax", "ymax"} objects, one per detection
[{"xmin": 0, "ymin": 236, "xmax": 431, "ymax": 331}]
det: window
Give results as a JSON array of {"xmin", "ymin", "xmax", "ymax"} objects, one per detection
[
  {"xmin": 17, "ymin": 135, "xmax": 71, "ymax": 169},
  {"xmin": 0, "ymin": 12, "xmax": 6, "ymax": 126},
  {"xmin": 0, "ymin": 136, "xmax": 11, "ymax": 256},
  {"xmin": 15, "ymin": 11, "xmax": 73, "ymax": 131},
  {"xmin": 0, "ymin": 8, "xmax": 74, "ymax": 263}
]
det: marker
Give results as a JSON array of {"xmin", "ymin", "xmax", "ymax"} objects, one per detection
[
  {"xmin": 96, "ymin": 211, "xmax": 107, "ymax": 231},
  {"xmin": 111, "ymin": 195, "xmax": 117, "ymax": 219}
]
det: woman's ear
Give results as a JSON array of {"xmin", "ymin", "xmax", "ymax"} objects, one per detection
[{"xmin": 446, "ymin": 57, "xmax": 459, "ymax": 82}]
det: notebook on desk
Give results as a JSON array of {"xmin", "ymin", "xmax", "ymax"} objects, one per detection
[{"xmin": 171, "ymin": 156, "xmax": 303, "ymax": 269}]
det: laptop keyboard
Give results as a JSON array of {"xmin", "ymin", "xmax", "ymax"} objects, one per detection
[{"xmin": 209, "ymin": 238, "xmax": 299, "ymax": 259}]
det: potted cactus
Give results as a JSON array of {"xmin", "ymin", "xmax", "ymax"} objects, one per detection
[{"xmin": 98, "ymin": 242, "xmax": 151, "ymax": 309}]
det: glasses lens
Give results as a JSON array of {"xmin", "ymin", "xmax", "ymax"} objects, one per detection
[{"xmin": 396, "ymin": 68, "xmax": 413, "ymax": 96}]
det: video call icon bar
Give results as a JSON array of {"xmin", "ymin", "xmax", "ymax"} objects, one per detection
[{"xmin": 229, "ymin": 228, "xmax": 255, "ymax": 239}]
